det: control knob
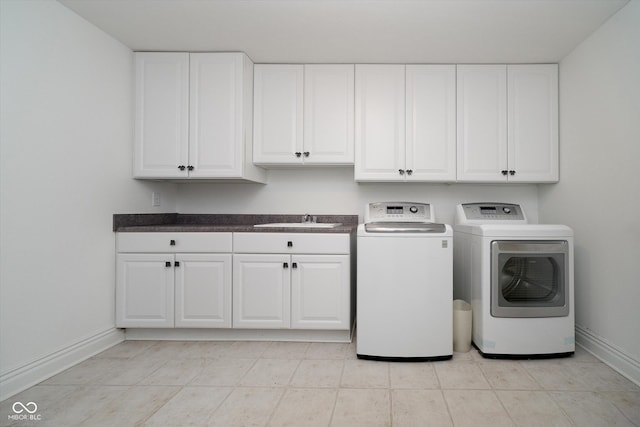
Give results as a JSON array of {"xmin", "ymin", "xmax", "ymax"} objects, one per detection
[
  {"xmin": 503, "ymin": 207, "xmax": 512, "ymax": 214},
  {"xmin": 409, "ymin": 206, "xmax": 418, "ymax": 214}
]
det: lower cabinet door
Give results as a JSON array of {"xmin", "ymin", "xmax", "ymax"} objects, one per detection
[
  {"xmin": 291, "ymin": 255, "xmax": 350, "ymax": 329},
  {"xmin": 174, "ymin": 254, "xmax": 232, "ymax": 328},
  {"xmin": 116, "ymin": 253, "xmax": 174, "ymax": 328},
  {"xmin": 233, "ymin": 254, "xmax": 291, "ymax": 328}
]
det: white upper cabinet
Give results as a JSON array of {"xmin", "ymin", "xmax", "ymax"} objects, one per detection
[
  {"xmin": 134, "ymin": 53, "xmax": 189, "ymax": 178},
  {"xmin": 188, "ymin": 54, "xmax": 242, "ymax": 178},
  {"xmin": 457, "ymin": 64, "xmax": 558, "ymax": 183},
  {"xmin": 355, "ymin": 64, "xmax": 456, "ymax": 181},
  {"xmin": 304, "ymin": 65, "xmax": 354, "ymax": 164},
  {"xmin": 134, "ymin": 52, "xmax": 266, "ymax": 182},
  {"xmin": 354, "ymin": 64, "xmax": 406, "ymax": 181},
  {"xmin": 406, "ymin": 65, "xmax": 457, "ymax": 181},
  {"xmin": 507, "ymin": 64, "xmax": 559, "ymax": 182},
  {"xmin": 253, "ymin": 64, "xmax": 354, "ymax": 165},
  {"xmin": 253, "ymin": 65, "xmax": 304, "ymax": 164},
  {"xmin": 456, "ymin": 65, "xmax": 508, "ymax": 182}
]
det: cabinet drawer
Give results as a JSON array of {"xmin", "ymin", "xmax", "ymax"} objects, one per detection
[
  {"xmin": 233, "ymin": 233, "xmax": 350, "ymax": 254},
  {"xmin": 117, "ymin": 232, "xmax": 232, "ymax": 253}
]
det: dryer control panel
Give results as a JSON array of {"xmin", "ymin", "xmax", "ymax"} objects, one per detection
[
  {"xmin": 455, "ymin": 203, "xmax": 527, "ymax": 224},
  {"xmin": 365, "ymin": 202, "xmax": 434, "ymax": 223}
]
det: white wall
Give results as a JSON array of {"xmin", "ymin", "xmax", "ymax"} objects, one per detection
[
  {"xmin": 177, "ymin": 168, "xmax": 541, "ymax": 225},
  {"xmin": 0, "ymin": 0, "xmax": 176, "ymax": 399},
  {"xmin": 539, "ymin": 0, "xmax": 640, "ymax": 383}
]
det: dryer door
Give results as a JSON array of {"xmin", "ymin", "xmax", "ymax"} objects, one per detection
[{"xmin": 491, "ymin": 241, "xmax": 569, "ymax": 318}]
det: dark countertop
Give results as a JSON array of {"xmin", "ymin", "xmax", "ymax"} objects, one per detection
[{"xmin": 114, "ymin": 213, "xmax": 359, "ymax": 234}]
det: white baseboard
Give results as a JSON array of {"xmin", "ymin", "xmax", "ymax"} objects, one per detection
[
  {"xmin": 575, "ymin": 324, "xmax": 640, "ymax": 387},
  {"xmin": 0, "ymin": 328, "xmax": 124, "ymax": 401}
]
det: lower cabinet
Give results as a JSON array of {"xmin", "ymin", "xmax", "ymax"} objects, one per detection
[
  {"xmin": 115, "ymin": 231, "xmax": 353, "ymax": 334},
  {"xmin": 233, "ymin": 253, "xmax": 350, "ymax": 329},
  {"xmin": 175, "ymin": 254, "xmax": 232, "ymax": 328},
  {"xmin": 291, "ymin": 255, "xmax": 350, "ymax": 330},
  {"xmin": 233, "ymin": 232, "xmax": 353, "ymax": 331},
  {"xmin": 115, "ymin": 232, "xmax": 233, "ymax": 328},
  {"xmin": 116, "ymin": 253, "xmax": 232, "ymax": 328},
  {"xmin": 116, "ymin": 253, "xmax": 175, "ymax": 328},
  {"xmin": 233, "ymin": 254, "xmax": 291, "ymax": 328}
]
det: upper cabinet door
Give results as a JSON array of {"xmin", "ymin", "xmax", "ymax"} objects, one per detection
[
  {"xmin": 355, "ymin": 64, "xmax": 406, "ymax": 181},
  {"xmin": 406, "ymin": 65, "xmax": 457, "ymax": 181},
  {"xmin": 303, "ymin": 65, "xmax": 355, "ymax": 164},
  {"xmin": 134, "ymin": 53, "xmax": 189, "ymax": 178},
  {"xmin": 507, "ymin": 64, "xmax": 559, "ymax": 183},
  {"xmin": 253, "ymin": 65, "xmax": 304, "ymax": 164},
  {"xmin": 188, "ymin": 53, "xmax": 244, "ymax": 178},
  {"xmin": 456, "ymin": 65, "xmax": 508, "ymax": 182}
]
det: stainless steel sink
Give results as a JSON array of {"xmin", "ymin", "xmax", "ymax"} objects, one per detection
[{"xmin": 253, "ymin": 222, "xmax": 342, "ymax": 228}]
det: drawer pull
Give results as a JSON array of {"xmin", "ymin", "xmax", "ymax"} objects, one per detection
[
  {"xmin": 170, "ymin": 240, "xmax": 176, "ymax": 246},
  {"xmin": 292, "ymin": 262, "xmax": 298, "ymax": 269},
  {"xmin": 283, "ymin": 262, "xmax": 289, "ymax": 269},
  {"xmin": 174, "ymin": 261, "xmax": 180, "ymax": 267},
  {"xmin": 165, "ymin": 261, "xmax": 172, "ymax": 267},
  {"xmin": 287, "ymin": 241, "xmax": 293, "ymax": 247}
]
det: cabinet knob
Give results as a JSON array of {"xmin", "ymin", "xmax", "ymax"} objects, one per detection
[
  {"xmin": 287, "ymin": 241, "xmax": 293, "ymax": 247},
  {"xmin": 187, "ymin": 165, "xmax": 194, "ymax": 171},
  {"xmin": 406, "ymin": 169, "xmax": 413, "ymax": 176},
  {"xmin": 174, "ymin": 261, "xmax": 180, "ymax": 267},
  {"xmin": 283, "ymin": 262, "xmax": 289, "ymax": 269},
  {"xmin": 509, "ymin": 170, "xmax": 516, "ymax": 175},
  {"xmin": 303, "ymin": 152, "xmax": 310, "ymax": 157},
  {"xmin": 178, "ymin": 165, "xmax": 186, "ymax": 171},
  {"xmin": 501, "ymin": 170, "xmax": 508, "ymax": 176},
  {"xmin": 292, "ymin": 262, "xmax": 298, "ymax": 269},
  {"xmin": 170, "ymin": 240, "xmax": 176, "ymax": 246},
  {"xmin": 165, "ymin": 261, "xmax": 172, "ymax": 267},
  {"xmin": 398, "ymin": 169, "xmax": 405, "ymax": 175},
  {"xmin": 295, "ymin": 152, "xmax": 302, "ymax": 158}
]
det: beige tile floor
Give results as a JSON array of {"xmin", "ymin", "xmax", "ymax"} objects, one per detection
[{"xmin": 2, "ymin": 339, "xmax": 639, "ymax": 426}]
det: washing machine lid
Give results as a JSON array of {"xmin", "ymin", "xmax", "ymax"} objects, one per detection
[{"xmin": 364, "ymin": 222, "xmax": 447, "ymax": 233}]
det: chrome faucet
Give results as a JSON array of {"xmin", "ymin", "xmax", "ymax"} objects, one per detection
[{"xmin": 302, "ymin": 214, "xmax": 317, "ymax": 223}]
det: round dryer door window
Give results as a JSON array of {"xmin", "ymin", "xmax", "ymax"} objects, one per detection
[{"xmin": 490, "ymin": 241, "xmax": 570, "ymax": 318}]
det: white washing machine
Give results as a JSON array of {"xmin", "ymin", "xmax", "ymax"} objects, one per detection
[
  {"xmin": 357, "ymin": 202, "xmax": 453, "ymax": 361},
  {"xmin": 453, "ymin": 202, "xmax": 574, "ymax": 358}
]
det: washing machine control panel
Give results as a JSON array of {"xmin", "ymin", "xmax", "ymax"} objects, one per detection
[
  {"xmin": 456, "ymin": 203, "xmax": 527, "ymax": 224},
  {"xmin": 365, "ymin": 202, "xmax": 434, "ymax": 223}
]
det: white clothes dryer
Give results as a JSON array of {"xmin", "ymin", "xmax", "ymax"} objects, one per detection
[{"xmin": 453, "ymin": 203, "xmax": 574, "ymax": 358}]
